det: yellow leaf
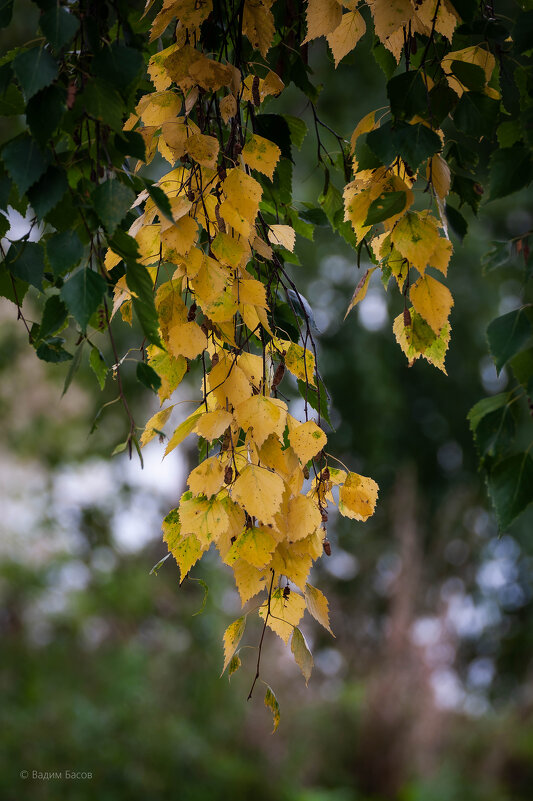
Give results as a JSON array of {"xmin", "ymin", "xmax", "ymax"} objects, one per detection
[
  {"xmin": 147, "ymin": 347, "xmax": 188, "ymax": 403},
  {"xmin": 273, "ymin": 339, "xmax": 316, "ymax": 384},
  {"xmin": 191, "ymin": 255, "xmax": 228, "ymax": 305},
  {"xmin": 165, "ymin": 408, "xmax": 204, "ymax": 456},
  {"xmin": 161, "ymin": 216, "xmax": 198, "ymax": 259},
  {"xmin": 264, "ymin": 685, "xmax": 281, "ymax": 733},
  {"xmin": 179, "ymin": 495, "xmax": 230, "ymax": 547},
  {"xmin": 304, "ymin": 583, "xmax": 334, "ymax": 635},
  {"xmin": 327, "ymin": 9, "xmax": 366, "ymax": 67},
  {"xmin": 225, "ymin": 526, "xmax": 276, "ymax": 568},
  {"xmin": 140, "ymin": 405, "xmax": 175, "ymax": 447},
  {"xmin": 185, "ymin": 132, "xmax": 219, "ymax": 168},
  {"xmin": 252, "ymin": 234, "xmax": 273, "ymax": 260},
  {"xmin": 232, "ymin": 558, "xmax": 267, "ymax": 604},
  {"xmin": 232, "ymin": 464, "xmax": 285, "ymax": 524},
  {"xmin": 147, "ymin": 43, "xmax": 178, "ymax": 91},
  {"xmin": 208, "ymin": 355, "xmax": 253, "ymax": 409},
  {"xmin": 427, "ymin": 154, "xmax": 450, "ymax": 199},
  {"xmin": 161, "ymin": 120, "xmax": 188, "ymax": 159},
  {"xmin": 393, "ymin": 308, "xmax": 450, "ymax": 372},
  {"xmin": 259, "ymin": 587, "xmax": 306, "ymax": 643},
  {"xmin": 189, "ymin": 56, "xmax": 233, "ymax": 91},
  {"xmin": 187, "ymin": 455, "xmax": 226, "ymax": 498},
  {"xmin": 291, "ymin": 627, "xmax": 314, "ymax": 685},
  {"xmin": 303, "ymin": 0, "xmax": 343, "ymax": 43},
  {"xmin": 195, "ymin": 409, "xmax": 233, "ymax": 441},
  {"xmin": 234, "ymin": 395, "xmax": 287, "ymax": 447},
  {"xmin": 243, "ymin": 0, "xmax": 275, "ymax": 57},
  {"xmin": 220, "ymin": 94, "xmax": 237, "ymax": 124},
  {"xmin": 428, "ymin": 236, "xmax": 452, "ymax": 277},
  {"xmin": 344, "ymin": 266, "xmax": 377, "ymax": 319},
  {"xmin": 270, "ymin": 542, "xmax": 312, "ymax": 590},
  {"xmin": 220, "ymin": 168, "xmax": 262, "ymax": 234},
  {"xmin": 162, "ymin": 509, "xmax": 207, "ymax": 580},
  {"xmin": 241, "ymin": 134, "xmax": 281, "ymax": 180},
  {"xmin": 289, "ymin": 420, "xmax": 327, "ymax": 465},
  {"xmin": 268, "ymin": 224, "xmax": 296, "ymax": 252},
  {"xmin": 338, "ymin": 471, "xmax": 379, "ymax": 522},
  {"xmin": 167, "ymin": 320, "xmax": 208, "ymax": 360},
  {"xmin": 350, "ymin": 109, "xmax": 378, "ymax": 155},
  {"xmin": 286, "ymin": 494, "xmax": 322, "ymax": 541},
  {"xmin": 211, "ymin": 232, "xmax": 247, "ymax": 268},
  {"xmin": 344, "ymin": 184, "xmax": 373, "ymax": 243},
  {"xmin": 138, "ymin": 91, "xmax": 181, "ymax": 125},
  {"xmin": 369, "ymin": 0, "xmax": 414, "ymax": 55},
  {"xmin": 410, "ymin": 274, "xmax": 454, "ymax": 334},
  {"xmin": 235, "ymin": 278, "xmax": 267, "ymax": 308},
  {"xmin": 204, "ymin": 288, "xmax": 239, "ymax": 323},
  {"xmin": 390, "ymin": 211, "xmax": 441, "ymax": 271},
  {"xmin": 416, "ymin": 0, "xmax": 458, "ymax": 41},
  {"xmin": 222, "ymin": 616, "xmax": 246, "ymax": 675}
]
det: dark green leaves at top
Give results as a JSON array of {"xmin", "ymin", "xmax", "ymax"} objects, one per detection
[
  {"xmin": 26, "ymin": 84, "xmax": 66, "ymax": 146},
  {"xmin": 488, "ymin": 452, "xmax": 533, "ymax": 529},
  {"xmin": 92, "ymin": 44, "xmax": 144, "ymax": 96},
  {"xmin": 5, "ymin": 241, "xmax": 45, "ymax": 289},
  {"xmin": 1, "ymin": 134, "xmax": 50, "ymax": 196},
  {"xmin": 12, "ymin": 46, "xmax": 58, "ymax": 100},
  {"xmin": 366, "ymin": 121, "xmax": 442, "ymax": 171},
  {"xmin": 364, "ymin": 191, "xmax": 407, "ymax": 226},
  {"xmin": 387, "ymin": 71, "xmax": 427, "ymax": 121},
  {"xmin": 144, "ymin": 181, "xmax": 173, "ymax": 224},
  {"xmin": 0, "ymin": 0, "xmax": 14, "ymax": 28},
  {"xmin": 40, "ymin": 6, "xmax": 80, "ymax": 51},
  {"xmin": 487, "ymin": 306, "xmax": 533, "ymax": 373},
  {"xmin": 61, "ymin": 268, "xmax": 107, "ymax": 331},
  {"xmin": 92, "ymin": 179, "xmax": 135, "ymax": 235},
  {"xmin": 137, "ymin": 361, "xmax": 162, "ymax": 393},
  {"xmin": 453, "ymin": 92, "xmax": 499, "ymax": 140},
  {"xmin": 79, "ymin": 79, "xmax": 125, "ymax": 132},
  {"xmin": 489, "ymin": 145, "xmax": 533, "ymax": 201},
  {"xmin": 283, "ymin": 115, "xmax": 307, "ymax": 150},
  {"xmin": 46, "ymin": 231, "xmax": 84, "ymax": 277},
  {"xmin": 27, "ymin": 166, "xmax": 68, "ymax": 219}
]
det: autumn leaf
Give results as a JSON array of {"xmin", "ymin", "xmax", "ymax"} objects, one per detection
[
  {"xmin": 291, "ymin": 627, "xmax": 314, "ymax": 685},
  {"xmin": 222, "ymin": 616, "xmax": 246, "ymax": 675},
  {"xmin": 338, "ymin": 472, "xmax": 379, "ymax": 522},
  {"xmin": 231, "ymin": 464, "xmax": 285, "ymax": 525},
  {"xmin": 259, "ymin": 587, "xmax": 306, "ymax": 643},
  {"xmin": 304, "ymin": 583, "xmax": 334, "ymax": 636}
]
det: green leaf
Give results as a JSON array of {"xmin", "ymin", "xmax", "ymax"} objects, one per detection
[
  {"xmin": 0, "ymin": 264, "xmax": 28, "ymax": 305},
  {"xmin": 488, "ymin": 452, "xmax": 533, "ymax": 529},
  {"xmin": 468, "ymin": 392, "xmax": 516, "ymax": 461},
  {"xmin": 513, "ymin": 10, "xmax": 533, "ymax": 55},
  {"xmin": 297, "ymin": 378, "xmax": 332, "ymax": 427},
  {"xmin": 481, "ymin": 241, "xmax": 511, "ymax": 273},
  {"xmin": 39, "ymin": 294, "xmax": 68, "ymax": 340},
  {"xmin": 36, "ymin": 336, "xmax": 72, "ymax": 363},
  {"xmin": 108, "ymin": 229, "xmax": 140, "ymax": 261},
  {"xmin": 1, "ymin": 134, "xmax": 50, "ymax": 196},
  {"xmin": 46, "ymin": 231, "xmax": 84, "ymax": 277},
  {"xmin": 283, "ymin": 115, "xmax": 307, "ymax": 149},
  {"xmin": 27, "ymin": 166, "xmax": 68, "ymax": 219},
  {"xmin": 0, "ymin": 83, "xmax": 24, "ymax": 115},
  {"xmin": 40, "ymin": 6, "xmax": 80, "ymax": 51},
  {"xmin": 92, "ymin": 179, "xmax": 135, "ymax": 235},
  {"xmin": 61, "ymin": 268, "xmax": 107, "ymax": 331},
  {"xmin": 144, "ymin": 180, "xmax": 174, "ymax": 223},
  {"xmin": 80, "ymin": 79, "xmax": 125, "ymax": 132},
  {"xmin": 114, "ymin": 131, "xmax": 146, "ymax": 161},
  {"xmin": 26, "ymin": 84, "xmax": 66, "ymax": 146},
  {"xmin": 319, "ymin": 181, "xmax": 343, "ymax": 227},
  {"xmin": 125, "ymin": 260, "xmax": 162, "ymax": 347},
  {"xmin": 89, "ymin": 347, "xmax": 108, "ymax": 390},
  {"xmin": 93, "ymin": 44, "xmax": 144, "ymax": 96},
  {"xmin": 136, "ymin": 361, "xmax": 162, "ymax": 392},
  {"xmin": 453, "ymin": 92, "xmax": 499, "ymax": 139},
  {"xmin": 5, "ymin": 241, "xmax": 45, "ymax": 289},
  {"xmin": 387, "ymin": 71, "xmax": 428, "ymax": 120},
  {"xmin": 427, "ymin": 83, "xmax": 458, "ymax": 125},
  {"xmin": 487, "ymin": 307, "xmax": 533, "ymax": 373},
  {"xmin": 449, "ymin": 60, "xmax": 486, "ymax": 92},
  {"xmin": 364, "ymin": 191, "xmax": 407, "ymax": 226},
  {"xmin": 228, "ymin": 654, "xmax": 241, "ymax": 677},
  {"xmin": 372, "ymin": 39, "xmax": 396, "ymax": 78},
  {"xmin": 489, "ymin": 145, "xmax": 533, "ymax": 201},
  {"xmin": 62, "ymin": 341, "xmax": 84, "ymax": 394},
  {"xmin": 12, "ymin": 46, "xmax": 58, "ymax": 100},
  {"xmin": 367, "ymin": 122, "xmax": 441, "ymax": 171},
  {"xmin": 445, "ymin": 203, "xmax": 468, "ymax": 240},
  {"xmin": 264, "ymin": 685, "xmax": 281, "ymax": 733},
  {"xmin": 496, "ymin": 120, "xmax": 522, "ymax": 149},
  {"xmin": 510, "ymin": 347, "xmax": 533, "ymax": 397}
]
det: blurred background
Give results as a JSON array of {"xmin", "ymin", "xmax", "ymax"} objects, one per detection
[{"xmin": 1, "ymin": 4, "xmax": 533, "ymax": 799}]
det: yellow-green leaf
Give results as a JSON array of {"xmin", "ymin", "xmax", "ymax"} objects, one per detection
[
  {"xmin": 291, "ymin": 627, "xmax": 313, "ymax": 685},
  {"xmin": 222, "ymin": 615, "xmax": 246, "ymax": 675}
]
